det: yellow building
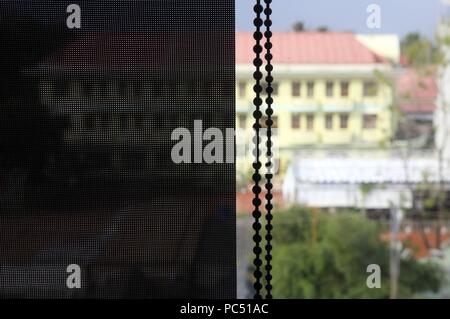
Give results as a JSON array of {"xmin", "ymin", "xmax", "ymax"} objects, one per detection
[{"xmin": 236, "ymin": 32, "xmax": 398, "ymax": 156}]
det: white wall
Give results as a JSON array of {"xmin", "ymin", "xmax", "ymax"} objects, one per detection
[
  {"xmin": 356, "ymin": 34, "xmax": 401, "ymax": 64},
  {"xmin": 284, "ymin": 183, "xmax": 412, "ymax": 210}
]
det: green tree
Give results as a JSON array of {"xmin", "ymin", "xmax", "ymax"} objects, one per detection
[
  {"xmin": 293, "ymin": 21, "xmax": 305, "ymax": 32},
  {"xmin": 401, "ymin": 32, "xmax": 441, "ymax": 67},
  {"xmin": 271, "ymin": 208, "xmax": 443, "ymax": 298}
]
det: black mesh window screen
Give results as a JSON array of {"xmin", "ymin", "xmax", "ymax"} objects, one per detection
[{"xmin": 0, "ymin": 0, "xmax": 236, "ymax": 298}]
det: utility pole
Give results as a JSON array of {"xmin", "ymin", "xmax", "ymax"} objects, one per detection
[{"xmin": 390, "ymin": 205, "xmax": 403, "ymax": 299}]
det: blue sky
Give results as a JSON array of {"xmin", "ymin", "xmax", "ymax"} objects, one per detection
[{"xmin": 236, "ymin": 0, "xmax": 450, "ymax": 39}]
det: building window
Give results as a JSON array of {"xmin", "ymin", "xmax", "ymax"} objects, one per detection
[
  {"xmin": 117, "ymin": 81, "xmax": 128, "ymax": 98},
  {"xmin": 326, "ymin": 81, "xmax": 334, "ymax": 97},
  {"xmin": 55, "ymin": 81, "xmax": 69, "ymax": 97},
  {"xmin": 99, "ymin": 114, "xmax": 110, "ymax": 130},
  {"xmin": 262, "ymin": 83, "xmax": 279, "ymax": 96},
  {"xmin": 238, "ymin": 114, "xmax": 247, "ymax": 129},
  {"xmin": 363, "ymin": 81, "xmax": 378, "ymax": 97},
  {"xmin": 307, "ymin": 81, "xmax": 314, "ymax": 98},
  {"xmin": 133, "ymin": 82, "xmax": 142, "ymax": 99},
  {"xmin": 340, "ymin": 113, "xmax": 349, "ymax": 129},
  {"xmin": 291, "ymin": 113, "xmax": 301, "ymax": 129},
  {"xmin": 134, "ymin": 114, "xmax": 144, "ymax": 129},
  {"xmin": 120, "ymin": 113, "xmax": 129, "ymax": 130},
  {"xmin": 340, "ymin": 81, "xmax": 349, "ymax": 97},
  {"xmin": 363, "ymin": 114, "xmax": 377, "ymax": 129},
  {"xmin": 271, "ymin": 83, "xmax": 279, "ymax": 96},
  {"xmin": 99, "ymin": 80, "xmax": 110, "ymax": 98},
  {"xmin": 306, "ymin": 114, "xmax": 314, "ymax": 130},
  {"xmin": 325, "ymin": 114, "xmax": 333, "ymax": 130},
  {"xmin": 82, "ymin": 83, "xmax": 93, "ymax": 98},
  {"xmin": 292, "ymin": 82, "xmax": 301, "ymax": 97},
  {"xmin": 85, "ymin": 114, "xmax": 95, "ymax": 129},
  {"xmin": 238, "ymin": 81, "xmax": 246, "ymax": 98},
  {"xmin": 260, "ymin": 116, "xmax": 278, "ymax": 129}
]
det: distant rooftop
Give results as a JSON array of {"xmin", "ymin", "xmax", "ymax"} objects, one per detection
[
  {"xmin": 282, "ymin": 157, "xmax": 450, "ymax": 210},
  {"xmin": 381, "ymin": 230, "xmax": 450, "ymax": 259},
  {"xmin": 286, "ymin": 157, "xmax": 450, "ymax": 184},
  {"xmin": 42, "ymin": 31, "xmax": 389, "ymax": 68},
  {"xmin": 236, "ymin": 31, "xmax": 388, "ymax": 65},
  {"xmin": 40, "ymin": 32, "xmax": 230, "ymax": 68},
  {"xmin": 397, "ymin": 68, "xmax": 437, "ymax": 114}
]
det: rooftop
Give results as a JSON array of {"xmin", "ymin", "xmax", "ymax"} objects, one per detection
[
  {"xmin": 40, "ymin": 32, "xmax": 231, "ymax": 68},
  {"xmin": 397, "ymin": 68, "xmax": 438, "ymax": 114},
  {"xmin": 236, "ymin": 31, "xmax": 388, "ymax": 65},
  {"xmin": 381, "ymin": 230, "xmax": 450, "ymax": 259},
  {"xmin": 286, "ymin": 157, "xmax": 450, "ymax": 184}
]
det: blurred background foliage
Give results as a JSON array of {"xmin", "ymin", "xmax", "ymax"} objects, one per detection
[{"xmin": 270, "ymin": 207, "xmax": 444, "ymax": 298}]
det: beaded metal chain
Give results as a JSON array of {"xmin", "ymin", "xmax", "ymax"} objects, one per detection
[{"xmin": 251, "ymin": 0, "xmax": 274, "ymax": 299}]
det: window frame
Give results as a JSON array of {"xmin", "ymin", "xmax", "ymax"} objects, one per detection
[
  {"xmin": 340, "ymin": 81, "xmax": 349, "ymax": 97},
  {"xmin": 238, "ymin": 81, "xmax": 246, "ymax": 98},
  {"xmin": 325, "ymin": 113, "xmax": 333, "ymax": 130},
  {"xmin": 306, "ymin": 81, "xmax": 315, "ymax": 98},
  {"xmin": 260, "ymin": 115, "xmax": 278, "ymax": 129},
  {"xmin": 340, "ymin": 113, "xmax": 349, "ymax": 129},
  {"xmin": 363, "ymin": 81, "xmax": 378, "ymax": 97},
  {"xmin": 306, "ymin": 113, "xmax": 314, "ymax": 130},
  {"xmin": 238, "ymin": 114, "xmax": 247, "ymax": 129},
  {"xmin": 362, "ymin": 114, "xmax": 377, "ymax": 129},
  {"xmin": 325, "ymin": 81, "xmax": 334, "ymax": 98},
  {"xmin": 291, "ymin": 113, "xmax": 301, "ymax": 129},
  {"xmin": 292, "ymin": 81, "xmax": 301, "ymax": 97}
]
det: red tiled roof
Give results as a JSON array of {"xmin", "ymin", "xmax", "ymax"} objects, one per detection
[
  {"xmin": 399, "ymin": 103, "xmax": 436, "ymax": 114},
  {"xmin": 42, "ymin": 32, "xmax": 230, "ymax": 67},
  {"xmin": 381, "ymin": 230, "xmax": 450, "ymax": 259},
  {"xmin": 236, "ymin": 32, "xmax": 388, "ymax": 65},
  {"xmin": 45, "ymin": 31, "xmax": 386, "ymax": 67},
  {"xmin": 397, "ymin": 68, "xmax": 437, "ymax": 114}
]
